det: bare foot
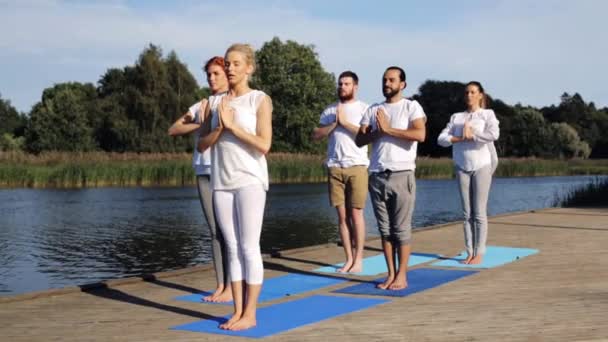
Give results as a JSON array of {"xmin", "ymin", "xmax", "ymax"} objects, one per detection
[
  {"xmin": 228, "ymin": 315, "xmax": 257, "ymax": 331},
  {"xmin": 337, "ymin": 259, "xmax": 353, "ymax": 273},
  {"xmin": 388, "ymin": 277, "xmax": 408, "ymax": 290},
  {"xmin": 461, "ymin": 254, "xmax": 473, "ymax": 264},
  {"xmin": 220, "ymin": 314, "xmax": 242, "ymax": 330},
  {"xmin": 469, "ymin": 255, "xmax": 483, "ymax": 265},
  {"xmin": 212, "ymin": 289, "xmax": 233, "ymax": 303},
  {"xmin": 376, "ymin": 275, "xmax": 394, "ymax": 290},
  {"xmin": 347, "ymin": 260, "xmax": 363, "ymax": 273},
  {"xmin": 203, "ymin": 287, "xmax": 223, "ymax": 302}
]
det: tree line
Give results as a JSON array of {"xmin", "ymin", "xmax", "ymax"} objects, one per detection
[{"xmin": 1, "ymin": 37, "xmax": 607, "ymax": 158}]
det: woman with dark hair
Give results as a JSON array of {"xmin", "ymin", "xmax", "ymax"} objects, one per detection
[
  {"xmin": 168, "ymin": 56, "xmax": 232, "ymax": 302},
  {"xmin": 437, "ymin": 81, "xmax": 500, "ymax": 264}
]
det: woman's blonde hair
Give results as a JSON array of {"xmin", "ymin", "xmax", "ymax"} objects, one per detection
[{"xmin": 226, "ymin": 43, "xmax": 256, "ymax": 73}]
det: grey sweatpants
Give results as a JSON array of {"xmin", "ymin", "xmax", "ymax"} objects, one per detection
[
  {"xmin": 456, "ymin": 164, "xmax": 492, "ymax": 256},
  {"xmin": 196, "ymin": 175, "xmax": 229, "ymax": 285},
  {"xmin": 368, "ymin": 170, "xmax": 416, "ymax": 244}
]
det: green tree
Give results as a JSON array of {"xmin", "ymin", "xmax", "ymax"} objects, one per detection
[
  {"xmin": 549, "ymin": 122, "xmax": 591, "ymax": 158},
  {"xmin": 542, "ymin": 93, "xmax": 604, "ymax": 157},
  {"xmin": 413, "ymin": 80, "xmax": 467, "ymax": 157},
  {"xmin": 252, "ymin": 37, "xmax": 336, "ymax": 152},
  {"xmin": 96, "ymin": 44, "xmax": 200, "ymax": 152},
  {"xmin": 507, "ymin": 106, "xmax": 553, "ymax": 157},
  {"xmin": 0, "ymin": 94, "xmax": 27, "ymax": 137},
  {"xmin": 25, "ymin": 83, "xmax": 97, "ymax": 153}
]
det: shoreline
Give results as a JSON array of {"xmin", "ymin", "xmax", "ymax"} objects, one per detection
[{"xmin": 0, "ymin": 207, "xmax": 547, "ymax": 303}]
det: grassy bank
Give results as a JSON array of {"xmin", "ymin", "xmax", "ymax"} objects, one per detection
[{"xmin": 1, "ymin": 152, "xmax": 607, "ymax": 188}]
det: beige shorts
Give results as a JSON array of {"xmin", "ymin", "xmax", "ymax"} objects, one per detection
[{"xmin": 328, "ymin": 165, "xmax": 368, "ymax": 209}]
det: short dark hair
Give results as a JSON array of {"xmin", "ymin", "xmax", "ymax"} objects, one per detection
[
  {"xmin": 385, "ymin": 66, "xmax": 406, "ymax": 82},
  {"xmin": 338, "ymin": 70, "xmax": 359, "ymax": 85}
]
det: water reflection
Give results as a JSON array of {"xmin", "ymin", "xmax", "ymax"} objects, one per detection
[{"xmin": 0, "ymin": 175, "xmax": 602, "ymax": 295}]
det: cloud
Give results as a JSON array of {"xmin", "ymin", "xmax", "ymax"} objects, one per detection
[{"xmin": 0, "ymin": 0, "xmax": 606, "ymax": 112}]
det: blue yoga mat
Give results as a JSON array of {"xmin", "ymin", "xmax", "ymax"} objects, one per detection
[
  {"xmin": 175, "ymin": 273, "xmax": 348, "ymax": 305},
  {"xmin": 314, "ymin": 252, "xmax": 440, "ymax": 276},
  {"xmin": 171, "ymin": 295, "xmax": 389, "ymax": 338},
  {"xmin": 333, "ymin": 268, "xmax": 477, "ymax": 297},
  {"xmin": 431, "ymin": 246, "xmax": 539, "ymax": 269}
]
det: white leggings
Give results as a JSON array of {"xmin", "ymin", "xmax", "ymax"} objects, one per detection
[{"xmin": 213, "ymin": 184, "xmax": 266, "ymax": 285}]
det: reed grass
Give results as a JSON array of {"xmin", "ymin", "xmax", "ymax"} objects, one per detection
[
  {"xmin": 1, "ymin": 151, "xmax": 607, "ymax": 188},
  {"xmin": 554, "ymin": 177, "xmax": 608, "ymax": 207}
]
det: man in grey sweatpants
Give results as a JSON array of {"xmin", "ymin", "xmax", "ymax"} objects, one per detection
[{"xmin": 355, "ymin": 66, "xmax": 426, "ymax": 290}]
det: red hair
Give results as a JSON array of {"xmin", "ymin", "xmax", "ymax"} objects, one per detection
[{"xmin": 204, "ymin": 56, "xmax": 225, "ymax": 73}]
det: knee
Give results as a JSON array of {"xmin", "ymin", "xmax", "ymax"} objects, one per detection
[
  {"xmin": 224, "ymin": 240, "xmax": 239, "ymax": 254},
  {"xmin": 241, "ymin": 243, "xmax": 261, "ymax": 261},
  {"xmin": 474, "ymin": 212, "xmax": 487, "ymax": 221},
  {"xmin": 377, "ymin": 226, "xmax": 390, "ymax": 239},
  {"xmin": 394, "ymin": 229, "xmax": 412, "ymax": 245}
]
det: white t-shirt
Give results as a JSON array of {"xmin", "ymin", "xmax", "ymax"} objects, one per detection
[
  {"xmin": 319, "ymin": 100, "xmax": 369, "ymax": 168},
  {"xmin": 188, "ymin": 100, "xmax": 213, "ymax": 176},
  {"xmin": 437, "ymin": 109, "xmax": 500, "ymax": 172},
  {"xmin": 360, "ymin": 98, "xmax": 426, "ymax": 173},
  {"xmin": 210, "ymin": 90, "xmax": 269, "ymax": 191}
]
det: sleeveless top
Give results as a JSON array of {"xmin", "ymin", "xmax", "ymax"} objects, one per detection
[{"xmin": 209, "ymin": 90, "xmax": 269, "ymax": 191}]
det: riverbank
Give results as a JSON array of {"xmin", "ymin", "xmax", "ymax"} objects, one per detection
[
  {"xmin": 1, "ymin": 207, "xmax": 607, "ymax": 341},
  {"xmin": 1, "ymin": 151, "xmax": 607, "ymax": 188}
]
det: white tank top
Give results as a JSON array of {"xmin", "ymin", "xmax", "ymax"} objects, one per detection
[{"xmin": 210, "ymin": 90, "xmax": 269, "ymax": 191}]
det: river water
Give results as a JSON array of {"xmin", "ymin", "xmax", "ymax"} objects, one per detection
[{"xmin": 0, "ymin": 175, "xmax": 600, "ymax": 295}]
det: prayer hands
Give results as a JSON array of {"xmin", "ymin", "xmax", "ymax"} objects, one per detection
[
  {"xmin": 463, "ymin": 121, "xmax": 474, "ymax": 140},
  {"xmin": 219, "ymin": 95, "xmax": 234, "ymax": 130},
  {"xmin": 376, "ymin": 107, "xmax": 389, "ymax": 134}
]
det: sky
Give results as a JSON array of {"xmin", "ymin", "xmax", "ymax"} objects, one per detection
[{"xmin": 1, "ymin": 0, "xmax": 606, "ymax": 113}]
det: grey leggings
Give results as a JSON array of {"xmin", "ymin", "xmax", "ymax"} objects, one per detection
[
  {"xmin": 196, "ymin": 175, "xmax": 229, "ymax": 285},
  {"xmin": 456, "ymin": 165, "xmax": 492, "ymax": 256}
]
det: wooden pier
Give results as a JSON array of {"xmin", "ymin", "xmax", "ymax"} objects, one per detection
[{"xmin": 1, "ymin": 207, "xmax": 607, "ymax": 341}]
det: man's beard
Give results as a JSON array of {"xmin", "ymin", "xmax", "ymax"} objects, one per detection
[
  {"xmin": 338, "ymin": 90, "xmax": 354, "ymax": 102},
  {"xmin": 383, "ymin": 87, "xmax": 400, "ymax": 99}
]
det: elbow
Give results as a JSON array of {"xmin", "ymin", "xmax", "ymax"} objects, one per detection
[
  {"xmin": 258, "ymin": 141, "xmax": 271, "ymax": 155},
  {"xmin": 416, "ymin": 131, "xmax": 426, "ymax": 143},
  {"xmin": 197, "ymin": 140, "xmax": 208, "ymax": 153},
  {"xmin": 437, "ymin": 136, "xmax": 448, "ymax": 147},
  {"xmin": 355, "ymin": 135, "xmax": 365, "ymax": 147},
  {"xmin": 311, "ymin": 129, "xmax": 324, "ymax": 141}
]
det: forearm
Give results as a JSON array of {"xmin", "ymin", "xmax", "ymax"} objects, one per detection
[
  {"xmin": 198, "ymin": 128, "xmax": 222, "ymax": 152},
  {"xmin": 473, "ymin": 126, "xmax": 499, "ymax": 143},
  {"xmin": 340, "ymin": 121, "xmax": 360, "ymax": 135},
  {"xmin": 168, "ymin": 113, "xmax": 200, "ymax": 136},
  {"xmin": 230, "ymin": 126, "xmax": 271, "ymax": 154},
  {"xmin": 437, "ymin": 128, "xmax": 453, "ymax": 147},
  {"xmin": 384, "ymin": 127, "xmax": 426, "ymax": 142},
  {"xmin": 355, "ymin": 127, "xmax": 379, "ymax": 147},
  {"xmin": 312, "ymin": 123, "xmax": 337, "ymax": 141},
  {"xmin": 169, "ymin": 122, "xmax": 200, "ymax": 136}
]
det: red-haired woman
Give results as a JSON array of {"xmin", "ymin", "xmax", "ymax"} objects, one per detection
[{"xmin": 168, "ymin": 56, "xmax": 232, "ymax": 302}]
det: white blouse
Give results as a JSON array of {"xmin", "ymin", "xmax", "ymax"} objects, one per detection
[{"xmin": 437, "ymin": 109, "xmax": 500, "ymax": 172}]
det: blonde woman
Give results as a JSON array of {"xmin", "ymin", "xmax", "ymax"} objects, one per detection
[
  {"xmin": 198, "ymin": 44, "xmax": 272, "ymax": 331},
  {"xmin": 437, "ymin": 81, "xmax": 499, "ymax": 264}
]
